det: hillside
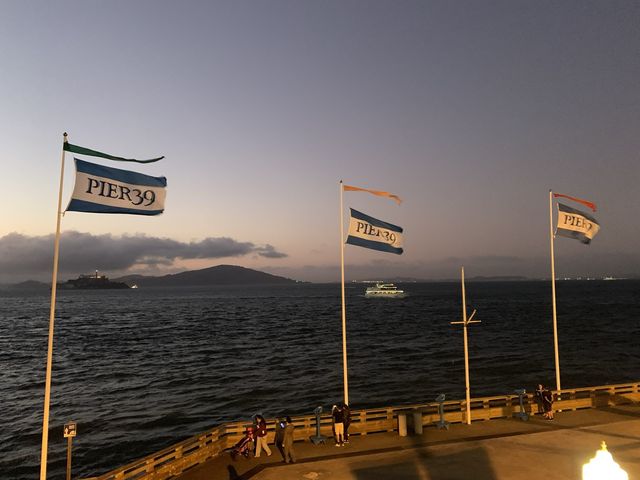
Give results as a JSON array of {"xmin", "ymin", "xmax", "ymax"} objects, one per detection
[{"xmin": 113, "ymin": 264, "xmax": 296, "ymax": 287}]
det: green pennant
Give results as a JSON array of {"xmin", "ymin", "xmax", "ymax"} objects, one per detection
[{"xmin": 64, "ymin": 142, "xmax": 164, "ymax": 164}]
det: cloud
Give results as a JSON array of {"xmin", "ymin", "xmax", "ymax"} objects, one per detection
[
  {"xmin": 0, "ymin": 231, "xmax": 287, "ymax": 280},
  {"xmin": 253, "ymin": 244, "xmax": 288, "ymax": 259}
]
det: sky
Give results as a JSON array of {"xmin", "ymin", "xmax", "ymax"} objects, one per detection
[{"xmin": 1, "ymin": 0, "xmax": 639, "ymax": 283}]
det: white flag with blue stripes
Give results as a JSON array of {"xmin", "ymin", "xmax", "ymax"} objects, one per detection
[
  {"xmin": 67, "ymin": 158, "xmax": 167, "ymax": 215},
  {"xmin": 346, "ymin": 208, "xmax": 404, "ymax": 255}
]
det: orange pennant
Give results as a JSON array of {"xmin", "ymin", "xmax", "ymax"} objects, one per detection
[{"xmin": 343, "ymin": 184, "xmax": 402, "ymax": 205}]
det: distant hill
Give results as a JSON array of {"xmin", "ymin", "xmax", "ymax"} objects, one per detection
[
  {"xmin": 467, "ymin": 275, "xmax": 529, "ymax": 282},
  {"xmin": 4, "ymin": 280, "xmax": 50, "ymax": 290},
  {"xmin": 113, "ymin": 264, "xmax": 297, "ymax": 287}
]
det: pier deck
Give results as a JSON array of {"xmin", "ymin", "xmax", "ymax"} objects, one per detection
[{"xmin": 178, "ymin": 406, "xmax": 640, "ymax": 480}]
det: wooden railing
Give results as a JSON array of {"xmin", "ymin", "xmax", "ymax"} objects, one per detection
[{"xmin": 82, "ymin": 381, "xmax": 639, "ymax": 480}]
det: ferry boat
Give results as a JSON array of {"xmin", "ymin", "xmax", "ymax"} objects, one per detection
[{"xmin": 364, "ymin": 283, "xmax": 405, "ymax": 298}]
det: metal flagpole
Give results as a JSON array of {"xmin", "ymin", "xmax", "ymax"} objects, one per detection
[
  {"xmin": 40, "ymin": 132, "xmax": 68, "ymax": 480},
  {"xmin": 451, "ymin": 266, "xmax": 480, "ymax": 425},
  {"xmin": 549, "ymin": 190, "xmax": 561, "ymax": 392},
  {"xmin": 339, "ymin": 180, "xmax": 349, "ymax": 405}
]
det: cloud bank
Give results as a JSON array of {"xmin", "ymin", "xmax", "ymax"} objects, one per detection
[{"xmin": 0, "ymin": 231, "xmax": 287, "ymax": 281}]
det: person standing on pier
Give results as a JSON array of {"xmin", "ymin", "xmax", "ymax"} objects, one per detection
[
  {"xmin": 283, "ymin": 416, "xmax": 296, "ymax": 463},
  {"xmin": 535, "ymin": 384, "xmax": 545, "ymax": 416},
  {"xmin": 542, "ymin": 387, "xmax": 554, "ymax": 420},
  {"xmin": 332, "ymin": 404, "xmax": 345, "ymax": 446},
  {"xmin": 535, "ymin": 384, "xmax": 554, "ymax": 419},
  {"xmin": 343, "ymin": 404, "xmax": 352, "ymax": 443},
  {"xmin": 254, "ymin": 415, "xmax": 272, "ymax": 457}
]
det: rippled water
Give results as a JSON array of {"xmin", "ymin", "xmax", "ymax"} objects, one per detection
[{"xmin": 1, "ymin": 281, "xmax": 638, "ymax": 479}]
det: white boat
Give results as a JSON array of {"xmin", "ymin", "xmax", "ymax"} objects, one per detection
[{"xmin": 365, "ymin": 283, "xmax": 405, "ymax": 297}]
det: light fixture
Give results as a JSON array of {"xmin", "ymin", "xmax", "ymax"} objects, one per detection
[{"xmin": 582, "ymin": 442, "xmax": 628, "ymax": 480}]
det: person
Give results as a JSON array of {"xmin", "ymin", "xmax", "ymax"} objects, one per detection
[
  {"xmin": 343, "ymin": 403, "xmax": 352, "ymax": 443},
  {"xmin": 332, "ymin": 404, "xmax": 345, "ymax": 446},
  {"xmin": 542, "ymin": 386, "xmax": 554, "ymax": 420},
  {"xmin": 282, "ymin": 416, "xmax": 296, "ymax": 464},
  {"xmin": 254, "ymin": 414, "xmax": 272, "ymax": 457},
  {"xmin": 534, "ymin": 384, "xmax": 545, "ymax": 416},
  {"xmin": 230, "ymin": 426, "xmax": 255, "ymax": 460},
  {"xmin": 331, "ymin": 405, "xmax": 337, "ymax": 441},
  {"xmin": 535, "ymin": 384, "xmax": 554, "ymax": 419},
  {"xmin": 274, "ymin": 417, "xmax": 285, "ymax": 455}
]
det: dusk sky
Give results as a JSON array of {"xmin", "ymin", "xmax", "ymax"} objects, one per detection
[{"xmin": 1, "ymin": 1, "xmax": 639, "ymax": 283}]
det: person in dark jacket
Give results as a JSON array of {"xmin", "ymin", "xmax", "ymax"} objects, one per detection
[
  {"xmin": 274, "ymin": 417, "xmax": 285, "ymax": 454},
  {"xmin": 254, "ymin": 414, "xmax": 272, "ymax": 457},
  {"xmin": 542, "ymin": 387, "xmax": 554, "ymax": 420},
  {"xmin": 343, "ymin": 404, "xmax": 352, "ymax": 443},
  {"xmin": 535, "ymin": 384, "xmax": 554, "ymax": 419},
  {"xmin": 534, "ymin": 384, "xmax": 545, "ymax": 416},
  {"xmin": 282, "ymin": 416, "xmax": 296, "ymax": 463}
]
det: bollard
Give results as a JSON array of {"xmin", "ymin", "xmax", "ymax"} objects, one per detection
[
  {"xmin": 398, "ymin": 413, "xmax": 407, "ymax": 436},
  {"xmin": 513, "ymin": 389, "xmax": 529, "ymax": 421},
  {"xmin": 413, "ymin": 411, "xmax": 423, "ymax": 434},
  {"xmin": 434, "ymin": 394, "xmax": 450, "ymax": 430}
]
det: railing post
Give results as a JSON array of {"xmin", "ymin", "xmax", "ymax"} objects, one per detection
[
  {"xmin": 397, "ymin": 413, "xmax": 407, "ymax": 436},
  {"xmin": 359, "ymin": 411, "xmax": 367, "ymax": 435},
  {"xmin": 413, "ymin": 410, "xmax": 423, "ymax": 434}
]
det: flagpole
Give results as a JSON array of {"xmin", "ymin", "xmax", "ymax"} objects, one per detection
[
  {"xmin": 450, "ymin": 267, "xmax": 480, "ymax": 425},
  {"xmin": 339, "ymin": 180, "xmax": 349, "ymax": 405},
  {"xmin": 461, "ymin": 267, "xmax": 471, "ymax": 424},
  {"xmin": 549, "ymin": 190, "xmax": 561, "ymax": 392},
  {"xmin": 40, "ymin": 132, "xmax": 68, "ymax": 480}
]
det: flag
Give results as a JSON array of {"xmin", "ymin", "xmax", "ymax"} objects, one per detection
[
  {"xmin": 346, "ymin": 208, "xmax": 404, "ymax": 254},
  {"xmin": 343, "ymin": 184, "xmax": 402, "ymax": 204},
  {"xmin": 64, "ymin": 142, "xmax": 164, "ymax": 163},
  {"xmin": 553, "ymin": 192, "xmax": 596, "ymax": 212},
  {"xmin": 556, "ymin": 203, "xmax": 600, "ymax": 244},
  {"xmin": 66, "ymin": 158, "xmax": 167, "ymax": 215}
]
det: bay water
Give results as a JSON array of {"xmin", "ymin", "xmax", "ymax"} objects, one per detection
[{"xmin": 1, "ymin": 280, "xmax": 638, "ymax": 479}]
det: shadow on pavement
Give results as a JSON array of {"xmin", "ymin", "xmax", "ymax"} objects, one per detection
[
  {"xmin": 598, "ymin": 405, "xmax": 640, "ymax": 419},
  {"xmin": 350, "ymin": 446, "xmax": 497, "ymax": 480}
]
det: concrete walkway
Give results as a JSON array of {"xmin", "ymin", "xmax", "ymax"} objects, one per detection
[{"xmin": 179, "ymin": 406, "xmax": 640, "ymax": 480}]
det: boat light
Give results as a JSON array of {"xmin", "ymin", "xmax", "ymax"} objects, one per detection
[{"xmin": 582, "ymin": 442, "xmax": 628, "ymax": 480}]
